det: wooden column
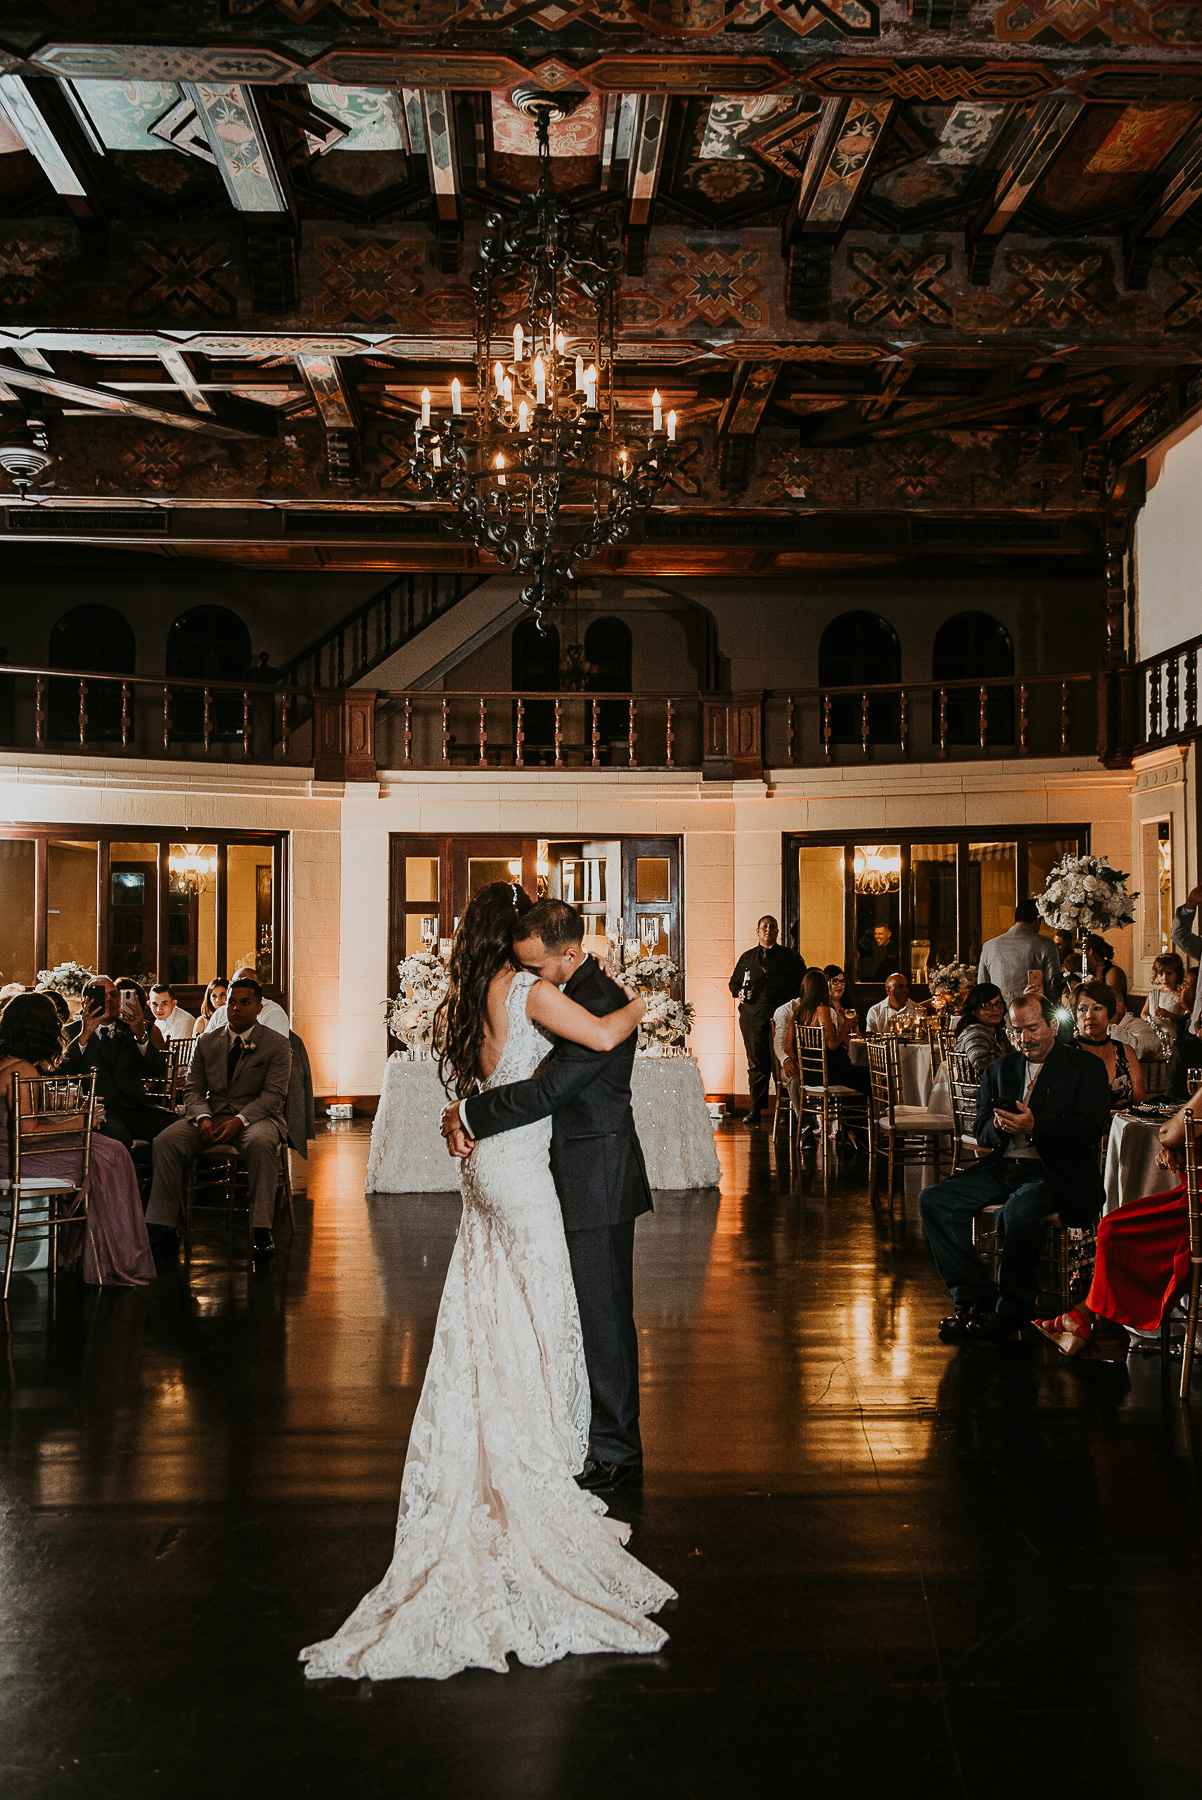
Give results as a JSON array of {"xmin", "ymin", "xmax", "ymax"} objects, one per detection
[
  {"xmin": 313, "ymin": 689, "xmax": 377, "ymax": 782},
  {"xmin": 702, "ymin": 693, "xmax": 763, "ymax": 782}
]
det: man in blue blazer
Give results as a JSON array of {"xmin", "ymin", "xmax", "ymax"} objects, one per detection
[{"xmin": 918, "ymin": 992, "xmax": 1112, "ymax": 1342}]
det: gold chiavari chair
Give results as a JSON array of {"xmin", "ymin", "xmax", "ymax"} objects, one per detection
[
  {"xmin": 949, "ymin": 1052, "xmax": 989, "ymax": 1176},
  {"xmin": 1175, "ymin": 1111, "xmax": 1201, "ymax": 1401},
  {"xmin": 770, "ymin": 1048, "xmax": 793, "ymax": 1162},
  {"xmin": 1, "ymin": 1071, "xmax": 97, "ymax": 1302},
  {"xmin": 866, "ymin": 1038, "xmax": 949, "ymax": 1226},
  {"xmin": 167, "ymin": 1036, "xmax": 198, "ymax": 1108},
  {"xmin": 796, "ymin": 1024, "xmax": 869, "ymax": 1172},
  {"xmin": 180, "ymin": 1071, "xmax": 296, "ymax": 1264}
]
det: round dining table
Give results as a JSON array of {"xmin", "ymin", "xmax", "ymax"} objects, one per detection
[
  {"xmin": 847, "ymin": 1037, "xmax": 952, "ymax": 1118},
  {"xmin": 1103, "ymin": 1110, "xmax": 1177, "ymax": 1217}
]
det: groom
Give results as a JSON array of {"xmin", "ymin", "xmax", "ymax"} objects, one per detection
[{"xmin": 441, "ymin": 897, "xmax": 652, "ymax": 1493}]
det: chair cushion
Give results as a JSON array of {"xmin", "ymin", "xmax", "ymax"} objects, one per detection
[
  {"xmin": 878, "ymin": 1107, "xmax": 950, "ymax": 1134},
  {"xmin": 0, "ymin": 1177, "xmax": 80, "ymax": 1193},
  {"xmin": 802, "ymin": 1084, "xmax": 863, "ymax": 1098}
]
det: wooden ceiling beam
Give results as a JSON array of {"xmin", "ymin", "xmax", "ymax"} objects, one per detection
[
  {"xmin": 784, "ymin": 96, "xmax": 895, "ymax": 319},
  {"xmin": 296, "ymin": 351, "xmax": 361, "ymax": 485},
  {"xmin": 625, "ymin": 94, "xmax": 668, "ymax": 277},
  {"xmin": 806, "ymin": 364, "xmax": 1107, "ymax": 447},
  {"xmin": 968, "ymin": 96, "xmax": 1083, "ymax": 284},
  {"xmin": 0, "ymin": 362, "xmax": 274, "ymax": 437}
]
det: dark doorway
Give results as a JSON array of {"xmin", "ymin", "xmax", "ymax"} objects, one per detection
[
  {"xmin": 818, "ymin": 612, "xmax": 901, "ymax": 744},
  {"xmin": 48, "ymin": 605, "xmax": 136, "ymax": 743},
  {"xmin": 511, "ymin": 616, "xmax": 560, "ymax": 756},
  {"xmin": 931, "ymin": 612, "xmax": 1015, "ymax": 746},
  {"xmin": 166, "ymin": 606, "xmax": 251, "ymax": 742},
  {"xmin": 585, "ymin": 616, "xmax": 633, "ymax": 750}
]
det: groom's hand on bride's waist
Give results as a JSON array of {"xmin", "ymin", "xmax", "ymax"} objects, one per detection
[
  {"xmin": 441, "ymin": 1098, "xmax": 462, "ymax": 1138},
  {"xmin": 441, "ymin": 1099, "xmax": 476, "ymax": 1158}
]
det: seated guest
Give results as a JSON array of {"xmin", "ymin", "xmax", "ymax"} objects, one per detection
[
  {"xmin": 1075, "ymin": 980, "xmax": 1145, "ymax": 1108},
  {"xmin": 0, "ymin": 993, "xmax": 153, "ymax": 1286},
  {"xmin": 1142, "ymin": 952, "xmax": 1190, "ymax": 1041},
  {"xmin": 115, "ymin": 979, "xmax": 167, "ymax": 1056},
  {"xmin": 977, "ymin": 899, "xmax": 1062, "ymax": 1004},
  {"xmin": 917, "ymin": 993, "xmax": 1111, "ymax": 1342},
  {"xmin": 823, "ymin": 965, "xmax": 859, "ymax": 1039},
  {"xmin": 1108, "ymin": 986, "xmax": 1165, "ymax": 1061},
  {"xmin": 149, "ymin": 983, "xmax": 195, "ymax": 1041},
  {"xmin": 775, "ymin": 969, "xmax": 869, "ymax": 1114},
  {"xmin": 203, "ymin": 965, "xmax": 289, "ymax": 1039},
  {"xmin": 35, "ymin": 989, "xmax": 71, "ymax": 1026},
  {"xmin": 1034, "ymin": 1084, "xmax": 1202, "ymax": 1361},
  {"xmin": 145, "ymin": 975, "xmax": 290, "ymax": 1261},
  {"xmin": 954, "ymin": 983, "xmax": 1008, "ymax": 1078},
  {"xmin": 193, "ymin": 977, "xmax": 228, "ymax": 1038},
  {"xmin": 1085, "ymin": 933, "xmax": 1127, "ymax": 1001},
  {"xmin": 61, "ymin": 977, "xmax": 176, "ymax": 1148},
  {"xmin": 865, "ymin": 971, "xmax": 922, "ymax": 1037}
]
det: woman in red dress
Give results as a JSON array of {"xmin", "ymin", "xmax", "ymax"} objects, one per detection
[{"xmin": 1034, "ymin": 1086, "xmax": 1201, "ymax": 1361}]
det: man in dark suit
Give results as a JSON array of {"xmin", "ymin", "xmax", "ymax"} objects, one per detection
[
  {"xmin": 917, "ymin": 992, "xmax": 1111, "ymax": 1342},
  {"xmin": 441, "ymin": 898, "xmax": 652, "ymax": 1493},
  {"xmin": 145, "ymin": 975, "xmax": 291, "ymax": 1260},
  {"xmin": 61, "ymin": 976, "xmax": 176, "ymax": 1147},
  {"xmin": 728, "ymin": 915, "xmax": 806, "ymax": 1125}
]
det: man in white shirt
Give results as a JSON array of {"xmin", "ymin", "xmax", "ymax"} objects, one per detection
[
  {"xmin": 977, "ymin": 900, "xmax": 1062, "ymax": 1004},
  {"xmin": 1108, "ymin": 989, "xmax": 1164, "ymax": 1061},
  {"xmin": 149, "ymin": 983, "xmax": 195, "ymax": 1041},
  {"xmin": 204, "ymin": 965, "xmax": 290, "ymax": 1039},
  {"xmin": 866, "ymin": 972, "xmax": 922, "ymax": 1037}
]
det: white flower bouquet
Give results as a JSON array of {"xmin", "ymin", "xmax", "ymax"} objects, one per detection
[
  {"xmin": 637, "ymin": 992, "xmax": 694, "ymax": 1057},
  {"xmin": 624, "ymin": 954, "xmax": 680, "ymax": 993},
  {"xmin": 386, "ymin": 951, "xmax": 450, "ymax": 1059},
  {"xmin": 1035, "ymin": 853, "xmax": 1137, "ymax": 937},
  {"xmin": 36, "ymin": 960, "xmax": 95, "ymax": 997},
  {"xmin": 927, "ymin": 960, "xmax": 975, "ymax": 1000}
]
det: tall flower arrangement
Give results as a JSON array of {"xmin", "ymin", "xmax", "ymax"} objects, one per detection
[
  {"xmin": 386, "ymin": 952, "xmax": 450, "ymax": 1059},
  {"xmin": 623, "ymin": 953, "xmax": 694, "ymax": 1056},
  {"xmin": 927, "ymin": 961, "xmax": 974, "ymax": 1002},
  {"xmin": 1035, "ymin": 853, "xmax": 1137, "ymax": 938},
  {"xmin": 36, "ymin": 960, "xmax": 95, "ymax": 997}
]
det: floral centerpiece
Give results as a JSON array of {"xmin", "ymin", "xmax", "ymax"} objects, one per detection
[
  {"xmin": 385, "ymin": 951, "xmax": 449, "ymax": 1059},
  {"xmin": 36, "ymin": 960, "xmax": 95, "ymax": 997},
  {"xmin": 637, "ymin": 992, "xmax": 695, "ymax": 1057},
  {"xmin": 623, "ymin": 953, "xmax": 679, "ymax": 993},
  {"xmin": 927, "ymin": 960, "xmax": 975, "ymax": 1004},
  {"xmin": 1035, "ymin": 852, "xmax": 1137, "ymax": 978}
]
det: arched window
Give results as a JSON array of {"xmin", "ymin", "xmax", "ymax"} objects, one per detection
[
  {"xmin": 931, "ymin": 612, "xmax": 1014, "ymax": 746},
  {"xmin": 585, "ymin": 616, "xmax": 632, "ymax": 745},
  {"xmin": 818, "ymin": 611, "xmax": 901, "ymax": 744},
  {"xmin": 511, "ymin": 616, "xmax": 560, "ymax": 751},
  {"xmin": 48, "ymin": 604, "xmax": 136, "ymax": 742},
  {"xmin": 166, "ymin": 606, "xmax": 251, "ymax": 741}
]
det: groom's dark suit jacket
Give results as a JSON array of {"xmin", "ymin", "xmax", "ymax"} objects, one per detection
[
  {"xmin": 461, "ymin": 955, "xmax": 653, "ymax": 1233},
  {"xmin": 972, "ymin": 1042, "xmax": 1111, "ymax": 1227}
]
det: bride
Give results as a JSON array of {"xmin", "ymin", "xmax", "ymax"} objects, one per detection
[{"xmin": 300, "ymin": 882, "xmax": 675, "ymax": 1682}]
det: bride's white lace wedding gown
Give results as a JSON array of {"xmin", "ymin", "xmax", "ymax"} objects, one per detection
[{"xmin": 300, "ymin": 970, "xmax": 675, "ymax": 1682}]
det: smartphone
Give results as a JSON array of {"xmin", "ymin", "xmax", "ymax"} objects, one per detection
[{"xmin": 119, "ymin": 990, "xmax": 138, "ymax": 1021}]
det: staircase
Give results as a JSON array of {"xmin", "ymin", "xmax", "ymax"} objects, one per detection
[{"xmin": 279, "ymin": 572, "xmax": 485, "ymax": 692}]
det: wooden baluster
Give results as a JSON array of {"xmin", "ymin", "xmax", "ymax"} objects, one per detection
[
  {"xmin": 1167, "ymin": 651, "xmax": 1180, "ymax": 736},
  {"xmin": 242, "ymin": 688, "xmax": 251, "ymax": 760},
  {"xmin": 478, "ymin": 697, "xmax": 488, "ymax": 768},
  {"xmin": 1185, "ymin": 646, "xmax": 1198, "ymax": 731},
  {"xmin": 163, "ymin": 684, "xmax": 171, "ymax": 754},
  {"xmin": 900, "ymin": 687, "xmax": 909, "ymax": 758},
  {"xmin": 786, "ymin": 695, "xmax": 795, "ymax": 768},
  {"xmin": 628, "ymin": 698, "xmax": 637, "ymax": 767},
  {"xmin": 78, "ymin": 679, "xmax": 88, "ymax": 750},
  {"xmin": 554, "ymin": 697, "xmax": 563, "ymax": 768},
  {"xmin": 515, "ymin": 697, "xmax": 524, "ymax": 768},
  {"xmin": 666, "ymin": 698, "xmax": 674, "ymax": 769},
  {"xmin": 441, "ymin": 698, "xmax": 450, "ymax": 767},
  {"xmin": 860, "ymin": 691, "xmax": 870, "ymax": 759},
  {"xmin": 1018, "ymin": 682, "xmax": 1028, "ymax": 755},
  {"xmin": 979, "ymin": 684, "xmax": 988, "ymax": 750},
  {"xmin": 590, "ymin": 699, "xmax": 599, "ymax": 769},
  {"xmin": 1059, "ymin": 681, "xmax": 1069, "ymax": 752},
  {"xmin": 1150, "ymin": 659, "xmax": 1163, "ymax": 743},
  {"xmin": 822, "ymin": 692, "xmax": 832, "ymax": 764},
  {"xmin": 281, "ymin": 691, "xmax": 290, "ymax": 760},
  {"xmin": 120, "ymin": 681, "xmax": 131, "ymax": 751},
  {"xmin": 938, "ymin": 688, "xmax": 947, "ymax": 760},
  {"xmin": 403, "ymin": 698, "xmax": 413, "ymax": 769},
  {"xmin": 35, "ymin": 675, "xmax": 46, "ymax": 750},
  {"xmin": 203, "ymin": 688, "xmax": 213, "ymax": 756}
]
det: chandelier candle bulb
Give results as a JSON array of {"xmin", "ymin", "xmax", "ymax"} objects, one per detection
[
  {"xmin": 514, "ymin": 324, "xmax": 523, "ymax": 363},
  {"xmin": 557, "ymin": 332, "xmax": 566, "ymax": 357},
  {"xmin": 585, "ymin": 364, "xmax": 597, "ymax": 409},
  {"xmin": 420, "ymin": 388, "xmax": 430, "ymax": 427},
  {"xmin": 652, "ymin": 390, "xmax": 662, "ymax": 432},
  {"xmin": 494, "ymin": 360, "xmax": 504, "ymax": 396},
  {"xmin": 432, "ymin": 444, "xmax": 442, "ymax": 470},
  {"xmin": 451, "ymin": 377, "xmax": 461, "ymax": 416},
  {"xmin": 518, "ymin": 400, "xmax": 529, "ymax": 433},
  {"xmin": 575, "ymin": 354, "xmax": 585, "ymax": 391},
  {"xmin": 495, "ymin": 452, "xmax": 506, "ymax": 487},
  {"xmin": 534, "ymin": 357, "xmax": 546, "ymax": 406},
  {"xmin": 667, "ymin": 410, "xmax": 677, "ymax": 442},
  {"xmin": 503, "ymin": 376, "xmax": 513, "ymax": 408}
]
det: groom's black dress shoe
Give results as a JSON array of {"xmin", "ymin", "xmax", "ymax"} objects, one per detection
[
  {"xmin": 252, "ymin": 1228, "xmax": 275, "ymax": 1259},
  {"xmin": 576, "ymin": 1459, "xmax": 643, "ymax": 1493}
]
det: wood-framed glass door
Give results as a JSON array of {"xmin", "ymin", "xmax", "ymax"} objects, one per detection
[{"xmin": 622, "ymin": 837, "xmax": 682, "ymax": 967}]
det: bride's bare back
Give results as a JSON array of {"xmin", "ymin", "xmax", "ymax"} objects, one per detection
[
  {"xmin": 476, "ymin": 960, "xmax": 645, "ymax": 1081},
  {"xmin": 478, "ymin": 967, "xmax": 518, "ymax": 1079}
]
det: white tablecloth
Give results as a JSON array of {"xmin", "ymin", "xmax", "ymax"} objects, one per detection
[
  {"xmin": 847, "ymin": 1038, "xmax": 952, "ymax": 1119},
  {"xmin": 367, "ymin": 1053, "xmax": 719, "ymax": 1194},
  {"xmin": 1103, "ymin": 1112, "xmax": 1173, "ymax": 1217}
]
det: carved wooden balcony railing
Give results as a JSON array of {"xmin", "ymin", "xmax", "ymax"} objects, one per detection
[
  {"xmin": 1133, "ymin": 631, "xmax": 1202, "ymax": 754},
  {"xmin": 0, "ymin": 664, "xmax": 1118, "ymax": 779}
]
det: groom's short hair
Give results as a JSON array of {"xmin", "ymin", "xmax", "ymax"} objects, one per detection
[{"xmin": 518, "ymin": 899, "xmax": 584, "ymax": 951}]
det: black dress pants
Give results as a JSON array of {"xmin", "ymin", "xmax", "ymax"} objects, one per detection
[
  {"xmin": 565, "ymin": 1219, "xmax": 642, "ymax": 1470},
  {"xmin": 99, "ymin": 1103, "xmax": 180, "ymax": 1148},
  {"xmin": 739, "ymin": 1002, "xmax": 773, "ymax": 1116}
]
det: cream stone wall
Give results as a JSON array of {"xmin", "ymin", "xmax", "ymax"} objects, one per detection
[{"xmin": 1, "ymin": 745, "xmax": 1166, "ymax": 1108}]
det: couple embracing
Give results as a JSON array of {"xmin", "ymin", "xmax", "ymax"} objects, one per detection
[{"xmin": 301, "ymin": 886, "xmax": 675, "ymax": 1683}]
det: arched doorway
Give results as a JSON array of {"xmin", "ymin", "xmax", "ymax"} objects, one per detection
[
  {"xmin": 166, "ymin": 605, "xmax": 252, "ymax": 741},
  {"xmin": 818, "ymin": 611, "xmax": 901, "ymax": 744},
  {"xmin": 511, "ymin": 615, "xmax": 560, "ymax": 754},
  {"xmin": 931, "ymin": 611, "xmax": 1015, "ymax": 746},
  {"xmin": 48, "ymin": 604, "xmax": 136, "ymax": 742}
]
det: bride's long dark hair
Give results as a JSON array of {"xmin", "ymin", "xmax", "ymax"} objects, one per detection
[{"xmin": 436, "ymin": 881, "xmax": 533, "ymax": 1098}]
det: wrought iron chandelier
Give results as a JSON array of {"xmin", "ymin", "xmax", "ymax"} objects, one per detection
[
  {"xmin": 853, "ymin": 845, "xmax": 901, "ymax": 896},
  {"xmin": 409, "ymin": 87, "xmax": 679, "ymax": 624}
]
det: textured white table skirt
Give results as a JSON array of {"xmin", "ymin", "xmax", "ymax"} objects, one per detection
[
  {"xmin": 366, "ymin": 1053, "xmax": 720, "ymax": 1195},
  {"xmin": 1103, "ymin": 1112, "xmax": 1170, "ymax": 1217}
]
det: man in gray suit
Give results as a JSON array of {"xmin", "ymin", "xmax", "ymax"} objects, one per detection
[
  {"xmin": 977, "ymin": 899, "xmax": 1062, "ymax": 1003},
  {"xmin": 145, "ymin": 975, "xmax": 291, "ymax": 1259}
]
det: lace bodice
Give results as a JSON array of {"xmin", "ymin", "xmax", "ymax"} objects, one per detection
[{"xmin": 482, "ymin": 969, "xmax": 551, "ymax": 1090}]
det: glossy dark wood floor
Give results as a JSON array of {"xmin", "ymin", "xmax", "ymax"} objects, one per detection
[{"xmin": 3, "ymin": 1122, "xmax": 1201, "ymax": 1799}]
